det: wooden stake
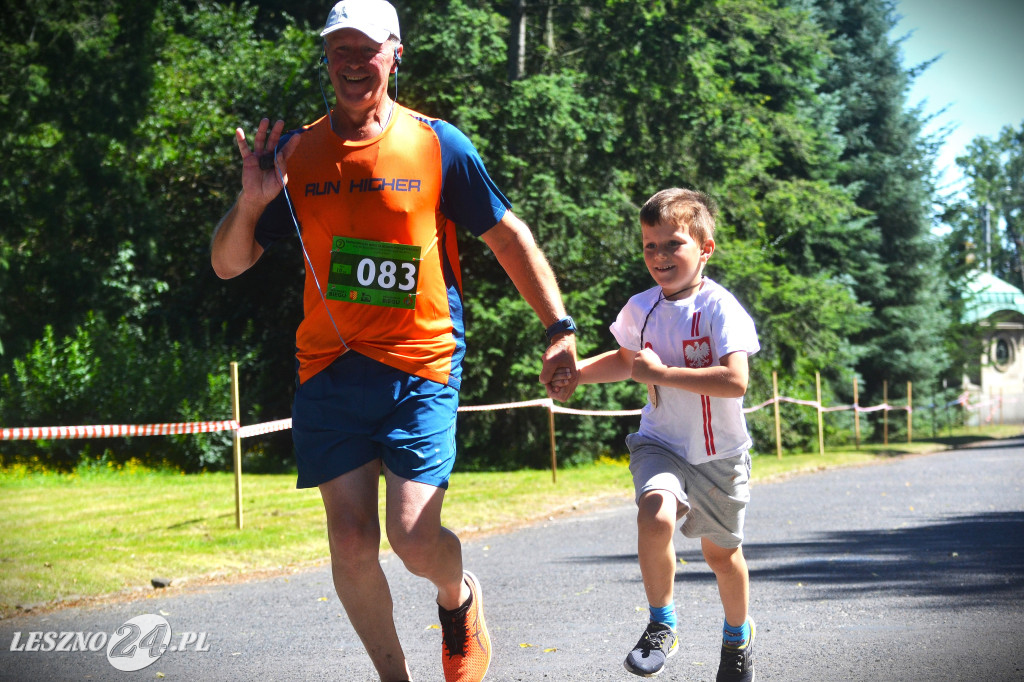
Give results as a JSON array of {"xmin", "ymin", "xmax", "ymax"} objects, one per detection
[
  {"xmin": 906, "ymin": 381, "xmax": 913, "ymax": 443},
  {"xmin": 230, "ymin": 362, "xmax": 244, "ymax": 530},
  {"xmin": 815, "ymin": 371, "xmax": 824, "ymax": 456},
  {"xmin": 853, "ymin": 377, "xmax": 860, "ymax": 449},
  {"xmin": 773, "ymin": 371, "xmax": 782, "ymax": 459},
  {"xmin": 548, "ymin": 406, "xmax": 557, "ymax": 484},
  {"xmin": 883, "ymin": 380, "xmax": 889, "ymax": 446}
]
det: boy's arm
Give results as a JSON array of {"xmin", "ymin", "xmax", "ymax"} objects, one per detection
[
  {"xmin": 546, "ymin": 346, "xmax": 632, "ymax": 401},
  {"xmin": 632, "ymin": 348, "xmax": 749, "ymax": 398},
  {"xmin": 577, "ymin": 347, "xmax": 634, "ymax": 385}
]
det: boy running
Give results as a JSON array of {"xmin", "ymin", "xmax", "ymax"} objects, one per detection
[{"xmin": 554, "ymin": 188, "xmax": 759, "ymax": 680}]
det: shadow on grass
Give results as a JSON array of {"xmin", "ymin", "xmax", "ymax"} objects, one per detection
[{"xmin": 165, "ymin": 512, "xmax": 235, "ymax": 529}]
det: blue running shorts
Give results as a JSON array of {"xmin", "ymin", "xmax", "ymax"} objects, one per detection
[{"xmin": 291, "ymin": 351, "xmax": 458, "ymax": 489}]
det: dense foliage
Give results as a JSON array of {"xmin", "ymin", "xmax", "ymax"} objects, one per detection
[
  {"xmin": 1, "ymin": 0, "xmax": 996, "ymax": 471},
  {"xmin": 942, "ymin": 123, "xmax": 1024, "ymax": 290}
]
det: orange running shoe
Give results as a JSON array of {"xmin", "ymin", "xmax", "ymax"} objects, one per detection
[{"xmin": 439, "ymin": 570, "xmax": 491, "ymax": 682}]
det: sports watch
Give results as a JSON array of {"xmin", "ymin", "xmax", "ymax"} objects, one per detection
[{"xmin": 545, "ymin": 316, "xmax": 577, "ymax": 343}]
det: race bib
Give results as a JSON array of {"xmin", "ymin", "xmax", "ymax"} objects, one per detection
[{"xmin": 326, "ymin": 237, "xmax": 421, "ymax": 309}]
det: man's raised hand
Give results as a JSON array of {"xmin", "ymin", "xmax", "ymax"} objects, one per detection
[{"xmin": 235, "ymin": 118, "xmax": 299, "ymax": 205}]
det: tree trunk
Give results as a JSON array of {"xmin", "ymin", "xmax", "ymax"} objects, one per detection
[{"xmin": 507, "ymin": 0, "xmax": 526, "ymax": 81}]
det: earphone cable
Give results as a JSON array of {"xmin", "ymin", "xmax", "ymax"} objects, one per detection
[{"xmin": 272, "ymin": 140, "xmax": 350, "ymax": 352}]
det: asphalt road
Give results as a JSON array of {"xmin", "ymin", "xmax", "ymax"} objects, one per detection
[{"xmin": 1, "ymin": 436, "xmax": 1022, "ymax": 681}]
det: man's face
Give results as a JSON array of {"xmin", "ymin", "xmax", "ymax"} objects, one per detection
[{"xmin": 324, "ymin": 28, "xmax": 397, "ymax": 112}]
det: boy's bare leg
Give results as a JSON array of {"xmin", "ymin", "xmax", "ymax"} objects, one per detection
[
  {"xmin": 636, "ymin": 491, "xmax": 679, "ymax": 609},
  {"xmin": 701, "ymin": 537, "xmax": 749, "ymax": 627},
  {"xmin": 320, "ymin": 461, "xmax": 412, "ymax": 682}
]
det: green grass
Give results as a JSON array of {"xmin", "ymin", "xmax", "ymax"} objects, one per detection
[{"xmin": 1, "ymin": 425, "xmax": 1020, "ymax": 618}]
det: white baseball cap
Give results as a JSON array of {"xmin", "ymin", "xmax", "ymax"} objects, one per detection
[{"xmin": 320, "ymin": 0, "xmax": 401, "ymax": 43}]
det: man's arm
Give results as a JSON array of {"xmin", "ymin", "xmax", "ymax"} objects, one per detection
[
  {"xmin": 210, "ymin": 118, "xmax": 298, "ymax": 279},
  {"xmin": 211, "ymin": 198, "xmax": 268, "ymax": 279},
  {"xmin": 480, "ymin": 211, "xmax": 578, "ymax": 397}
]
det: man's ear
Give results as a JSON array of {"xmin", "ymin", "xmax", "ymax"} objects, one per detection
[{"xmin": 391, "ymin": 44, "xmax": 404, "ymax": 73}]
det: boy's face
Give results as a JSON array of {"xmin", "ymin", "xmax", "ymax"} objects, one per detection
[{"xmin": 641, "ymin": 220, "xmax": 714, "ymax": 298}]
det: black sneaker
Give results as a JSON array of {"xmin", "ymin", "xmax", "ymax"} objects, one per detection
[
  {"xmin": 623, "ymin": 621, "xmax": 678, "ymax": 677},
  {"xmin": 716, "ymin": 618, "xmax": 755, "ymax": 682}
]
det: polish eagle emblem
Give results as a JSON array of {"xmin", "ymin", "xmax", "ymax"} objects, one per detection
[{"xmin": 683, "ymin": 338, "xmax": 712, "ymax": 368}]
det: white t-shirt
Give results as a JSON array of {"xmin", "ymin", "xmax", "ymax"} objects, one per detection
[{"xmin": 610, "ymin": 277, "xmax": 760, "ymax": 464}]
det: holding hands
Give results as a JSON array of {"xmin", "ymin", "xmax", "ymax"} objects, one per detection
[
  {"xmin": 545, "ymin": 345, "xmax": 669, "ymax": 404},
  {"xmin": 541, "ymin": 334, "xmax": 578, "ymax": 403},
  {"xmin": 546, "ymin": 366, "xmax": 576, "ymax": 401}
]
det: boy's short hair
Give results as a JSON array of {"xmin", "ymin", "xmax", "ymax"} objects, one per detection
[{"xmin": 639, "ymin": 188, "xmax": 718, "ymax": 246}]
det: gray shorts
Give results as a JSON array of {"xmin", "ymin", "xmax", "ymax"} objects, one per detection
[{"xmin": 626, "ymin": 433, "xmax": 751, "ymax": 549}]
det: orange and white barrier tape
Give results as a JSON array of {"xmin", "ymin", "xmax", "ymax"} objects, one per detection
[
  {"xmin": 2, "ymin": 391, "xmax": 988, "ymax": 442},
  {"xmin": 1, "ymin": 420, "xmax": 240, "ymax": 441}
]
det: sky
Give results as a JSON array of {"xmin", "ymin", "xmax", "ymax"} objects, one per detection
[{"xmin": 893, "ymin": 0, "xmax": 1024, "ymax": 198}]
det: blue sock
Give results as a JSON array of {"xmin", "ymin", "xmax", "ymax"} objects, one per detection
[
  {"xmin": 649, "ymin": 604, "xmax": 677, "ymax": 631},
  {"xmin": 722, "ymin": 618, "xmax": 750, "ymax": 648}
]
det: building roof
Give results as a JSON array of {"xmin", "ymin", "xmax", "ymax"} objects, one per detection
[{"xmin": 964, "ymin": 271, "xmax": 1024, "ymax": 324}]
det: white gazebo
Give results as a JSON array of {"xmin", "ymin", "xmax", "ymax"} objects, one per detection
[{"xmin": 962, "ymin": 271, "xmax": 1024, "ymax": 424}]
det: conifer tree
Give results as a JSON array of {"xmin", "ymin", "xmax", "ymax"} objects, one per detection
[{"xmin": 812, "ymin": 0, "xmax": 949, "ymax": 424}]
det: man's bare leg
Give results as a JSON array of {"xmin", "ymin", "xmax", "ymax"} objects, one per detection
[
  {"xmin": 383, "ymin": 467, "xmax": 469, "ymax": 610},
  {"xmin": 320, "ymin": 461, "xmax": 411, "ymax": 681}
]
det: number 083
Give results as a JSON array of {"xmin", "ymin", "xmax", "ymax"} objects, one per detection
[{"xmin": 356, "ymin": 257, "xmax": 417, "ymax": 291}]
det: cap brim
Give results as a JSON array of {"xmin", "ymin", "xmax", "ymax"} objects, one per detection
[{"xmin": 319, "ymin": 23, "xmax": 393, "ymax": 43}]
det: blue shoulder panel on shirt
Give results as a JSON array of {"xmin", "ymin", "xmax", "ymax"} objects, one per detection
[{"xmin": 416, "ymin": 117, "xmax": 511, "ymax": 236}]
